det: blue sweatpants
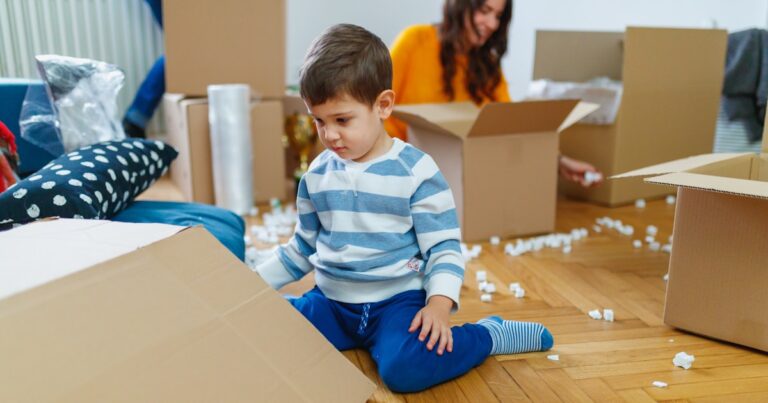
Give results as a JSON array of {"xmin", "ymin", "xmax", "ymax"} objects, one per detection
[{"xmin": 289, "ymin": 287, "xmax": 493, "ymax": 393}]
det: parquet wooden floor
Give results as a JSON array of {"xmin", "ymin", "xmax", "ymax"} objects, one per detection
[{"xmin": 141, "ymin": 179, "xmax": 768, "ymax": 402}]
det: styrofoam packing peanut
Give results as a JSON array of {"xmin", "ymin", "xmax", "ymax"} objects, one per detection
[
  {"xmin": 485, "ymin": 283, "xmax": 497, "ymax": 294},
  {"xmin": 562, "ymin": 245, "xmax": 572, "ymax": 254},
  {"xmin": 663, "ymin": 273, "xmax": 669, "ymax": 281},
  {"xmin": 633, "ymin": 240, "xmax": 643, "ymax": 249},
  {"xmin": 635, "ymin": 198, "xmax": 646, "ymax": 208},
  {"xmin": 514, "ymin": 288, "xmax": 526, "ymax": 298},
  {"xmin": 666, "ymin": 195, "xmax": 676, "ymax": 205},
  {"xmin": 490, "ymin": 236, "xmax": 500, "ymax": 246},
  {"xmin": 509, "ymin": 282, "xmax": 521, "ymax": 292},
  {"xmin": 645, "ymin": 235, "xmax": 655, "ymax": 244},
  {"xmin": 649, "ymin": 242, "xmax": 661, "ymax": 251},
  {"xmin": 547, "ymin": 354, "xmax": 560, "ymax": 361},
  {"xmin": 603, "ymin": 308, "xmax": 614, "ymax": 322},
  {"xmin": 662, "ymin": 244, "xmax": 672, "ymax": 253},
  {"xmin": 583, "ymin": 171, "xmax": 602, "ymax": 185},
  {"xmin": 588, "ymin": 309, "xmax": 602, "ymax": 320},
  {"xmin": 652, "ymin": 381, "xmax": 668, "ymax": 388},
  {"xmin": 480, "ymin": 293, "xmax": 492, "ymax": 303},
  {"xmin": 244, "ymin": 235, "xmax": 252, "ymax": 246},
  {"xmin": 478, "ymin": 281, "xmax": 488, "ymax": 292},
  {"xmin": 646, "ymin": 225, "xmax": 658, "ymax": 236},
  {"xmin": 593, "ymin": 225, "xmax": 602, "ymax": 233},
  {"xmin": 673, "ymin": 352, "xmax": 695, "ymax": 370},
  {"xmin": 476, "ymin": 270, "xmax": 487, "ymax": 282}
]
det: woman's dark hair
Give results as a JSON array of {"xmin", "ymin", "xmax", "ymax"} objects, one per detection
[{"xmin": 438, "ymin": 0, "xmax": 512, "ymax": 103}]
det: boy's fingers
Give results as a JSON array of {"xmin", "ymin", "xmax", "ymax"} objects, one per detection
[
  {"xmin": 408, "ymin": 311, "xmax": 422, "ymax": 333},
  {"xmin": 437, "ymin": 328, "xmax": 449, "ymax": 355},
  {"xmin": 427, "ymin": 324, "xmax": 440, "ymax": 350},
  {"xmin": 418, "ymin": 318, "xmax": 432, "ymax": 341},
  {"xmin": 447, "ymin": 331, "xmax": 454, "ymax": 353}
]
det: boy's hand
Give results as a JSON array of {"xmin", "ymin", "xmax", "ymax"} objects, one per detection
[
  {"xmin": 558, "ymin": 155, "xmax": 603, "ymax": 188},
  {"xmin": 408, "ymin": 295, "xmax": 454, "ymax": 355}
]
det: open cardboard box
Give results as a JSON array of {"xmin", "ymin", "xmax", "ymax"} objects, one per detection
[
  {"xmin": 614, "ymin": 123, "xmax": 768, "ymax": 352},
  {"xmin": 534, "ymin": 27, "xmax": 727, "ymax": 206},
  {"xmin": 164, "ymin": 94, "xmax": 287, "ymax": 205},
  {"xmin": 393, "ymin": 100, "xmax": 597, "ymax": 241},
  {"xmin": 0, "ymin": 219, "xmax": 375, "ymax": 401}
]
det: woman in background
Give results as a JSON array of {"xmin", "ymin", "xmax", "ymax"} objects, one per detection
[{"xmin": 386, "ymin": 0, "xmax": 601, "ymax": 186}]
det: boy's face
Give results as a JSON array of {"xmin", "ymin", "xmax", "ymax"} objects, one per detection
[{"xmin": 306, "ymin": 91, "xmax": 395, "ymax": 163}]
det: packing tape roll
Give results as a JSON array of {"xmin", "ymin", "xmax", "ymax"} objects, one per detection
[{"xmin": 208, "ymin": 84, "xmax": 254, "ymax": 215}]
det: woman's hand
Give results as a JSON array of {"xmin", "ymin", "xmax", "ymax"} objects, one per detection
[
  {"xmin": 559, "ymin": 155, "xmax": 603, "ymax": 188},
  {"xmin": 408, "ymin": 295, "xmax": 454, "ymax": 355}
]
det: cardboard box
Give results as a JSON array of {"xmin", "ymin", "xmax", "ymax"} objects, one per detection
[
  {"xmin": 614, "ymin": 128, "xmax": 768, "ymax": 352},
  {"xmin": 164, "ymin": 0, "xmax": 285, "ymax": 97},
  {"xmin": 164, "ymin": 94, "xmax": 286, "ymax": 205},
  {"xmin": 0, "ymin": 219, "xmax": 375, "ymax": 401},
  {"xmin": 533, "ymin": 27, "xmax": 727, "ymax": 205},
  {"xmin": 393, "ymin": 100, "xmax": 597, "ymax": 241}
]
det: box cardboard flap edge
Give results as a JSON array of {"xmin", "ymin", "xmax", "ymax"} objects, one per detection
[
  {"xmin": 645, "ymin": 172, "xmax": 768, "ymax": 200},
  {"xmin": 610, "ymin": 153, "xmax": 753, "ymax": 179},
  {"xmin": 393, "ymin": 100, "xmax": 598, "ymax": 139}
]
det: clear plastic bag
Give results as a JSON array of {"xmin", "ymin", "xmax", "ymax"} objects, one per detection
[{"xmin": 20, "ymin": 55, "xmax": 126, "ymax": 155}]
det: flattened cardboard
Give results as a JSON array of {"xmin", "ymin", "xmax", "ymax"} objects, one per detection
[
  {"xmin": 535, "ymin": 27, "xmax": 727, "ymax": 205},
  {"xmin": 393, "ymin": 100, "xmax": 596, "ymax": 241},
  {"xmin": 164, "ymin": 94, "xmax": 286, "ymax": 205},
  {"xmin": 0, "ymin": 219, "xmax": 375, "ymax": 401},
  {"xmin": 164, "ymin": 0, "xmax": 285, "ymax": 97}
]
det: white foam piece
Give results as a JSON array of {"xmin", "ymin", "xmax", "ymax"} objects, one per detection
[
  {"xmin": 666, "ymin": 195, "xmax": 676, "ymax": 205},
  {"xmin": 583, "ymin": 171, "xmax": 602, "ymax": 185},
  {"xmin": 673, "ymin": 352, "xmax": 695, "ymax": 369},
  {"xmin": 592, "ymin": 225, "xmax": 602, "ymax": 233},
  {"xmin": 509, "ymin": 282, "xmax": 521, "ymax": 291},
  {"xmin": 662, "ymin": 244, "xmax": 672, "ymax": 253},
  {"xmin": 562, "ymin": 245, "xmax": 572, "ymax": 254},
  {"xmin": 603, "ymin": 308, "xmax": 614, "ymax": 322},
  {"xmin": 490, "ymin": 236, "xmax": 500, "ymax": 246},
  {"xmin": 478, "ymin": 281, "xmax": 488, "ymax": 291},
  {"xmin": 485, "ymin": 283, "xmax": 497, "ymax": 293},
  {"xmin": 646, "ymin": 225, "xmax": 658, "ymax": 236},
  {"xmin": 635, "ymin": 198, "xmax": 646, "ymax": 208},
  {"xmin": 649, "ymin": 242, "xmax": 661, "ymax": 251},
  {"xmin": 514, "ymin": 288, "xmax": 525, "ymax": 298},
  {"xmin": 476, "ymin": 270, "xmax": 487, "ymax": 282},
  {"xmin": 588, "ymin": 309, "xmax": 602, "ymax": 320},
  {"xmin": 547, "ymin": 354, "xmax": 560, "ymax": 361},
  {"xmin": 663, "ymin": 273, "xmax": 669, "ymax": 281},
  {"xmin": 243, "ymin": 235, "xmax": 252, "ymax": 246},
  {"xmin": 480, "ymin": 293, "xmax": 492, "ymax": 303},
  {"xmin": 645, "ymin": 235, "xmax": 656, "ymax": 244},
  {"xmin": 633, "ymin": 240, "xmax": 643, "ymax": 249},
  {"xmin": 652, "ymin": 381, "xmax": 668, "ymax": 388}
]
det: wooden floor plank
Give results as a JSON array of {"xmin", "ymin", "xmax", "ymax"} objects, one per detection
[
  {"xmin": 536, "ymin": 368, "xmax": 594, "ymax": 403},
  {"xmin": 501, "ymin": 360, "xmax": 563, "ymax": 402},
  {"xmin": 475, "ymin": 357, "xmax": 531, "ymax": 402},
  {"xmin": 574, "ymin": 378, "xmax": 623, "ymax": 402}
]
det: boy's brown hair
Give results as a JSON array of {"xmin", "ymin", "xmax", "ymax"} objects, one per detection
[{"xmin": 299, "ymin": 23, "xmax": 392, "ymax": 106}]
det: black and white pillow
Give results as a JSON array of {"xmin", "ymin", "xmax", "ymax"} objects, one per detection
[{"xmin": 0, "ymin": 138, "xmax": 177, "ymax": 227}]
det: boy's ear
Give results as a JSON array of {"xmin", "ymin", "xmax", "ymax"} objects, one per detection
[{"xmin": 376, "ymin": 90, "xmax": 396, "ymax": 120}]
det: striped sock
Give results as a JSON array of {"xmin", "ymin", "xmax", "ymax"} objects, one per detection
[{"xmin": 477, "ymin": 316, "xmax": 553, "ymax": 355}]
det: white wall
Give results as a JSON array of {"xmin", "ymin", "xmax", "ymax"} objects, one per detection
[{"xmin": 288, "ymin": 0, "xmax": 768, "ymax": 99}]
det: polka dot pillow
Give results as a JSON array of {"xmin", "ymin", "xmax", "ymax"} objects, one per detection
[{"xmin": 0, "ymin": 138, "xmax": 177, "ymax": 227}]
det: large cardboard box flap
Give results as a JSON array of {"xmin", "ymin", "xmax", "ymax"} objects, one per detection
[
  {"xmin": 393, "ymin": 100, "xmax": 597, "ymax": 139},
  {"xmin": 0, "ymin": 219, "xmax": 374, "ymax": 402}
]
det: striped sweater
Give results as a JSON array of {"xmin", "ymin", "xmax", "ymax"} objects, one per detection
[{"xmin": 257, "ymin": 138, "xmax": 465, "ymax": 307}]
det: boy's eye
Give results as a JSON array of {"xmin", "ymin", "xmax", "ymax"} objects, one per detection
[
  {"xmin": 336, "ymin": 117, "xmax": 350, "ymax": 124},
  {"xmin": 314, "ymin": 118, "xmax": 325, "ymax": 126}
]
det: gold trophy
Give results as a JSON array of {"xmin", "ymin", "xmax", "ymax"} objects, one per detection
[{"xmin": 284, "ymin": 112, "xmax": 319, "ymax": 183}]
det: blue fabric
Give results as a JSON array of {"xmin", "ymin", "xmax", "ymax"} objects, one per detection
[
  {"xmin": 0, "ymin": 79, "xmax": 57, "ymax": 176},
  {"xmin": 124, "ymin": 56, "xmax": 165, "ymax": 129},
  {"xmin": 113, "ymin": 200, "xmax": 246, "ymax": 261},
  {"xmin": 0, "ymin": 139, "xmax": 177, "ymax": 227},
  {"xmin": 289, "ymin": 287, "xmax": 492, "ymax": 393}
]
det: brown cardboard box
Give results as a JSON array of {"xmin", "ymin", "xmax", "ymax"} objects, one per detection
[
  {"xmin": 614, "ymin": 127, "xmax": 768, "ymax": 352},
  {"xmin": 164, "ymin": 0, "xmax": 285, "ymax": 97},
  {"xmin": 0, "ymin": 219, "xmax": 375, "ymax": 401},
  {"xmin": 393, "ymin": 100, "xmax": 597, "ymax": 241},
  {"xmin": 533, "ymin": 27, "xmax": 727, "ymax": 206},
  {"xmin": 164, "ymin": 94, "xmax": 286, "ymax": 205}
]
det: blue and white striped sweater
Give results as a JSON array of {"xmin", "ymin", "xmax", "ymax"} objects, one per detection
[{"xmin": 257, "ymin": 138, "xmax": 465, "ymax": 307}]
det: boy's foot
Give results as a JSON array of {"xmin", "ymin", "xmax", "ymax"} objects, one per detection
[{"xmin": 477, "ymin": 316, "xmax": 553, "ymax": 355}]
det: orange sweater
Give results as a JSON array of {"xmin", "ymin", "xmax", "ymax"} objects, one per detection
[{"xmin": 386, "ymin": 24, "xmax": 511, "ymax": 140}]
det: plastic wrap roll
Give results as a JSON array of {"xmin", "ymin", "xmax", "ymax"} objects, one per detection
[{"xmin": 208, "ymin": 84, "xmax": 253, "ymax": 215}]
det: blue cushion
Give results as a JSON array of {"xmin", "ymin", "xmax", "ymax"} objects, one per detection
[
  {"xmin": 0, "ymin": 79, "xmax": 57, "ymax": 176},
  {"xmin": 113, "ymin": 201, "xmax": 246, "ymax": 261},
  {"xmin": 0, "ymin": 138, "xmax": 177, "ymax": 227}
]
